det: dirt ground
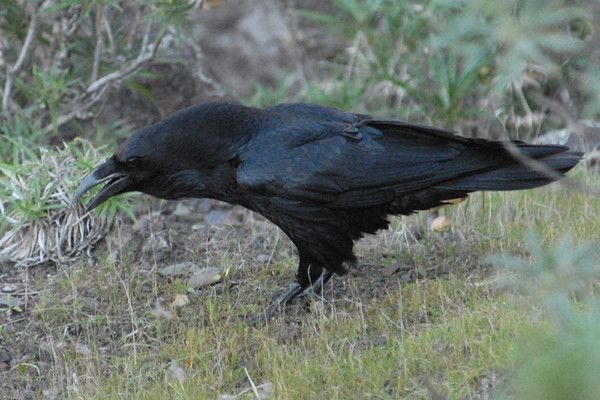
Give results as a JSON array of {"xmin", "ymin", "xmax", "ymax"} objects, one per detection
[{"xmin": 0, "ymin": 191, "xmax": 489, "ymax": 399}]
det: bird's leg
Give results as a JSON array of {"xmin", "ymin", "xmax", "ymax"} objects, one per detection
[
  {"xmin": 298, "ymin": 270, "xmax": 333, "ymax": 299},
  {"xmin": 247, "ymin": 270, "xmax": 333, "ymax": 323}
]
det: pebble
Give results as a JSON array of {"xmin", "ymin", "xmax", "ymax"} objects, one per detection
[
  {"xmin": 141, "ymin": 232, "xmax": 171, "ymax": 260},
  {"xmin": 171, "ymin": 294, "xmax": 190, "ymax": 308},
  {"xmin": 205, "ymin": 210, "xmax": 229, "ymax": 225},
  {"xmin": 0, "ymin": 294, "xmax": 24, "ymax": 309},
  {"xmin": 186, "ymin": 267, "xmax": 222, "ymax": 289},
  {"xmin": 0, "ymin": 349, "xmax": 10, "ymax": 371},
  {"xmin": 172, "ymin": 203, "xmax": 192, "ymax": 217},
  {"xmin": 158, "ymin": 262, "xmax": 194, "ymax": 277},
  {"xmin": 429, "ymin": 215, "xmax": 452, "ymax": 232},
  {"xmin": 1, "ymin": 284, "xmax": 17, "ymax": 293},
  {"xmin": 256, "ymin": 254, "xmax": 271, "ymax": 263}
]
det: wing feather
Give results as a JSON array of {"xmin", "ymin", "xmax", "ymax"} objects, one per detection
[{"xmin": 236, "ymin": 111, "xmax": 475, "ymax": 207}]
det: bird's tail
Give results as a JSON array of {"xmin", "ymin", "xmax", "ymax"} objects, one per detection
[{"xmin": 437, "ymin": 143, "xmax": 582, "ymax": 192}]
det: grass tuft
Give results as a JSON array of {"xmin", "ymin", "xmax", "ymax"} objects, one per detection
[{"xmin": 0, "ymin": 138, "xmax": 136, "ymax": 267}]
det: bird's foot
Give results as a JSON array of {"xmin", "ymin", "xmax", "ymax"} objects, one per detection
[{"xmin": 246, "ymin": 271, "xmax": 332, "ymax": 324}]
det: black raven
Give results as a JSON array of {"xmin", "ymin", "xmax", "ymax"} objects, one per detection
[{"xmin": 75, "ymin": 102, "xmax": 581, "ymax": 319}]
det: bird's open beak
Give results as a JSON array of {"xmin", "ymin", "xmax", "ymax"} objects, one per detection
[{"xmin": 74, "ymin": 158, "xmax": 132, "ymax": 212}]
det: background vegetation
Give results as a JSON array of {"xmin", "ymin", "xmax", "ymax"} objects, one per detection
[{"xmin": 1, "ymin": 0, "xmax": 599, "ymax": 399}]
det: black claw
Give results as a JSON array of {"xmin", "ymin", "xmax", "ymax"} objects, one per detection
[{"xmin": 246, "ymin": 271, "xmax": 334, "ymax": 324}]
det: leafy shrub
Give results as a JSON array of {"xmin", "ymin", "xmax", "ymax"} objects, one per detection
[{"xmin": 493, "ymin": 234, "xmax": 600, "ymax": 400}]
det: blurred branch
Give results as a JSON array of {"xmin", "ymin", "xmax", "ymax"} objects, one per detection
[
  {"xmin": 285, "ymin": 0, "xmax": 308, "ymax": 87},
  {"xmin": 529, "ymin": 92, "xmax": 579, "ymax": 130},
  {"xmin": 2, "ymin": 2, "xmax": 40, "ymax": 116},
  {"xmin": 500, "ymin": 140, "xmax": 600, "ymax": 197},
  {"xmin": 44, "ymin": 85, "xmax": 109, "ymax": 134},
  {"xmin": 125, "ymin": 8, "xmax": 142, "ymax": 51},
  {"xmin": 102, "ymin": 12, "xmax": 116, "ymax": 57},
  {"xmin": 188, "ymin": 37, "xmax": 228, "ymax": 97},
  {"xmin": 42, "ymin": 25, "xmax": 167, "ymax": 134},
  {"xmin": 87, "ymin": 30, "xmax": 165, "ymax": 94},
  {"xmin": 90, "ymin": 4, "xmax": 105, "ymax": 84}
]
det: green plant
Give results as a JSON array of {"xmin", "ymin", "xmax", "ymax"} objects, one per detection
[
  {"xmin": 0, "ymin": 138, "xmax": 137, "ymax": 266},
  {"xmin": 492, "ymin": 234, "xmax": 600, "ymax": 400},
  {"xmin": 0, "ymin": 0, "xmax": 197, "ymax": 141},
  {"xmin": 417, "ymin": 50, "xmax": 489, "ymax": 127},
  {"xmin": 432, "ymin": 0, "xmax": 599, "ymax": 129},
  {"xmin": 297, "ymin": 0, "xmax": 486, "ymax": 125}
]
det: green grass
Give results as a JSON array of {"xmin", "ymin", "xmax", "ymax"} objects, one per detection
[
  {"xmin": 26, "ymin": 275, "xmax": 530, "ymax": 400},
  {"xmin": 2, "ymin": 166, "xmax": 597, "ymax": 399}
]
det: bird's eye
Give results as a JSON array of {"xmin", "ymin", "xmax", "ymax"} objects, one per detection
[{"xmin": 126, "ymin": 157, "xmax": 138, "ymax": 168}]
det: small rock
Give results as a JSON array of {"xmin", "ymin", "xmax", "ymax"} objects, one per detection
[
  {"xmin": 429, "ymin": 215, "xmax": 451, "ymax": 232},
  {"xmin": 171, "ymin": 294, "xmax": 190, "ymax": 308},
  {"xmin": 0, "ymin": 361, "xmax": 9, "ymax": 372},
  {"xmin": 197, "ymin": 199, "xmax": 213, "ymax": 212},
  {"xmin": 152, "ymin": 301, "xmax": 174, "ymax": 320},
  {"xmin": 167, "ymin": 361, "xmax": 187, "ymax": 383},
  {"xmin": 172, "ymin": 203, "xmax": 192, "ymax": 217},
  {"xmin": 132, "ymin": 212, "xmax": 163, "ymax": 236},
  {"xmin": 133, "ymin": 218, "xmax": 150, "ymax": 235},
  {"xmin": 158, "ymin": 262, "xmax": 193, "ymax": 277},
  {"xmin": 191, "ymin": 223, "xmax": 204, "ymax": 231},
  {"xmin": 256, "ymin": 254, "xmax": 271, "ymax": 263},
  {"xmin": 205, "ymin": 210, "xmax": 229, "ymax": 225},
  {"xmin": 42, "ymin": 387, "xmax": 59, "ymax": 400},
  {"xmin": 0, "ymin": 294, "xmax": 24, "ymax": 310},
  {"xmin": 257, "ymin": 382, "xmax": 273, "ymax": 399},
  {"xmin": 0, "ymin": 348, "xmax": 11, "ymax": 371},
  {"xmin": 73, "ymin": 342, "xmax": 92, "ymax": 357},
  {"xmin": 186, "ymin": 267, "xmax": 222, "ymax": 289},
  {"xmin": 1, "ymin": 284, "xmax": 17, "ymax": 293},
  {"xmin": 401, "ymin": 272, "xmax": 413, "ymax": 283},
  {"xmin": 141, "ymin": 232, "xmax": 171, "ymax": 260}
]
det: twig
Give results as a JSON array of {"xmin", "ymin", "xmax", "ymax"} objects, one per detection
[
  {"xmin": 43, "ymin": 28, "xmax": 165, "ymax": 133},
  {"xmin": 125, "ymin": 8, "xmax": 141, "ymax": 51},
  {"xmin": 243, "ymin": 367, "xmax": 262, "ymax": 400},
  {"xmin": 285, "ymin": 0, "xmax": 308, "ymax": 87},
  {"xmin": 512, "ymin": 81, "xmax": 538, "ymax": 139},
  {"xmin": 139, "ymin": 20, "xmax": 152, "ymax": 58},
  {"xmin": 86, "ymin": 27, "xmax": 164, "ymax": 93},
  {"xmin": 2, "ymin": 3, "xmax": 39, "ymax": 115},
  {"xmin": 346, "ymin": 32, "xmax": 362, "ymax": 82},
  {"xmin": 500, "ymin": 140, "xmax": 600, "ymax": 197},
  {"xmin": 43, "ymin": 25, "xmax": 165, "ymax": 133},
  {"xmin": 42, "ymin": 85, "xmax": 109, "ymax": 134},
  {"xmin": 90, "ymin": 4, "xmax": 105, "ymax": 83},
  {"xmin": 188, "ymin": 37, "xmax": 228, "ymax": 97},
  {"xmin": 102, "ymin": 12, "xmax": 116, "ymax": 57}
]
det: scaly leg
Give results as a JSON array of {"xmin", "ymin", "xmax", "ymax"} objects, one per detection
[{"xmin": 247, "ymin": 270, "xmax": 333, "ymax": 323}]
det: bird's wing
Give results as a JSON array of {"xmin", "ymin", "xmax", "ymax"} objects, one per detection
[{"xmin": 236, "ymin": 112, "xmax": 483, "ymax": 208}]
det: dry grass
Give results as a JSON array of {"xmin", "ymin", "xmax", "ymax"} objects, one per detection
[
  {"xmin": 0, "ymin": 165, "xmax": 598, "ymax": 399},
  {"xmin": 0, "ymin": 139, "xmax": 134, "ymax": 267}
]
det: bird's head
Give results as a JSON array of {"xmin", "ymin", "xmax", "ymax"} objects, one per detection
[
  {"xmin": 74, "ymin": 102, "xmax": 259, "ymax": 211},
  {"xmin": 73, "ymin": 134, "xmax": 162, "ymax": 211}
]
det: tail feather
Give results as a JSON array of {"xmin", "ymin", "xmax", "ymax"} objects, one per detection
[{"xmin": 438, "ymin": 145, "xmax": 582, "ymax": 192}]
